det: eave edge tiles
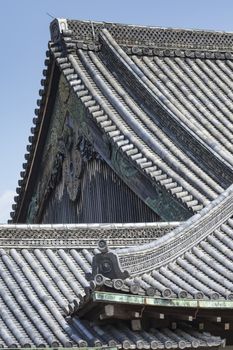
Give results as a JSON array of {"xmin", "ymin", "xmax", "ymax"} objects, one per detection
[{"xmin": 11, "ymin": 18, "xmax": 233, "ymax": 221}]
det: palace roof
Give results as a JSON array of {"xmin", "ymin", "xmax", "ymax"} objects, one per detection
[
  {"xmin": 0, "ymin": 222, "xmax": 225, "ymax": 348},
  {"xmin": 89, "ymin": 183, "xmax": 233, "ymax": 300},
  {"xmin": 5, "ymin": 18, "xmax": 233, "ymax": 348},
  {"xmin": 10, "ymin": 18, "xmax": 233, "ymax": 222}
]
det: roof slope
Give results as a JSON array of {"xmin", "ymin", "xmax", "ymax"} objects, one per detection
[
  {"xmin": 91, "ymin": 183, "xmax": 233, "ymax": 300},
  {"xmin": 5, "ymin": 18, "xmax": 233, "ymax": 348},
  {"xmin": 11, "ymin": 18, "xmax": 233, "ymax": 221},
  {"xmin": 0, "ymin": 222, "xmax": 223, "ymax": 349}
]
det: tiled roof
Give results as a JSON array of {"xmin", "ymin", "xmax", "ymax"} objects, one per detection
[
  {"xmin": 0, "ymin": 223, "xmax": 224, "ymax": 348},
  {"xmin": 11, "ymin": 19, "xmax": 233, "ymax": 221},
  {"xmin": 66, "ymin": 19, "xmax": 233, "ymax": 52},
  {"xmin": 90, "ymin": 184, "xmax": 233, "ymax": 300},
  {"xmin": 69, "ymin": 317, "xmax": 224, "ymax": 349},
  {"xmin": 5, "ymin": 19, "xmax": 233, "ymax": 348},
  {"xmin": 0, "ymin": 222, "xmax": 179, "ymax": 248}
]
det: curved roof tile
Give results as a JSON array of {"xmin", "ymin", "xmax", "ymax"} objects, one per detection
[{"xmin": 11, "ymin": 18, "xmax": 233, "ymax": 221}]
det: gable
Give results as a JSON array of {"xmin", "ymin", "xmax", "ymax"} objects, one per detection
[
  {"xmin": 10, "ymin": 19, "xmax": 233, "ymax": 223},
  {"xmin": 22, "ymin": 74, "xmax": 161, "ymax": 223}
]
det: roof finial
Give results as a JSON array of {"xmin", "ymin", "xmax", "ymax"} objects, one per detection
[
  {"xmin": 50, "ymin": 18, "xmax": 68, "ymax": 42},
  {"xmin": 90, "ymin": 240, "xmax": 130, "ymax": 280},
  {"xmin": 46, "ymin": 12, "xmax": 55, "ymax": 19}
]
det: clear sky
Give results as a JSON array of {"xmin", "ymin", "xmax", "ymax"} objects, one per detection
[{"xmin": 1, "ymin": 0, "xmax": 233, "ymax": 223}]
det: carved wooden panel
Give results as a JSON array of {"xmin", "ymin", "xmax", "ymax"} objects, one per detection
[{"xmin": 42, "ymin": 158, "xmax": 160, "ymax": 223}]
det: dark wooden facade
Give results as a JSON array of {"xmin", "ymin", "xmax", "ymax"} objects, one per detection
[
  {"xmin": 22, "ymin": 74, "xmax": 160, "ymax": 224},
  {"xmin": 42, "ymin": 158, "xmax": 160, "ymax": 223}
]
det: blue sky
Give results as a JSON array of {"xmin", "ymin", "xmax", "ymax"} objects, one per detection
[{"xmin": 1, "ymin": 0, "xmax": 233, "ymax": 223}]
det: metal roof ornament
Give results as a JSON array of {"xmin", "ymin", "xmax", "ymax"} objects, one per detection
[
  {"xmin": 91, "ymin": 239, "xmax": 130, "ymax": 280},
  {"xmin": 50, "ymin": 18, "xmax": 68, "ymax": 43}
]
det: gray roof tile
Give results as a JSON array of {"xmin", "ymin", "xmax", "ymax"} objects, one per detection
[
  {"xmin": 90, "ymin": 184, "xmax": 233, "ymax": 301},
  {"xmin": 0, "ymin": 223, "xmax": 224, "ymax": 348},
  {"xmin": 11, "ymin": 19, "xmax": 233, "ymax": 220}
]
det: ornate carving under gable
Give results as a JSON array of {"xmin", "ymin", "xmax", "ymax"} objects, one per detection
[
  {"xmin": 60, "ymin": 127, "xmax": 101, "ymax": 203},
  {"xmin": 25, "ymin": 73, "xmax": 160, "ymax": 224},
  {"xmin": 26, "ymin": 74, "xmax": 102, "ymax": 223}
]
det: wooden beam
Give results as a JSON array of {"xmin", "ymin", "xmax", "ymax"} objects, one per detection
[
  {"xmin": 172, "ymin": 314, "xmax": 193, "ymax": 322},
  {"xmin": 144, "ymin": 310, "xmax": 165, "ymax": 319},
  {"xmin": 131, "ymin": 319, "xmax": 142, "ymax": 331},
  {"xmin": 100, "ymin": 304, "xmax": 142, "ymax": 320},
  {"xmin": 198, "ymin": 321, "xmax": 232, "ymax": 332},
  {"xmin": 145, "ymin": 309, "xmax": 193, "ymax": 322},
  {"xmin": 198, "ymin": 316, "xmax": 222, "ymax": 323}
]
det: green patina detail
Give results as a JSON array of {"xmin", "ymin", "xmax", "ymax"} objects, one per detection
[
  {"xmin": 68, "ymin": 88, "xmax": 92, "ymax": 142},
  {"xmin": 26, "ymin": 75, "xmax": 69, "ymax": 222},
  {"xmin": 26, "ymin": 195, "xmax": 39, "ymax": 224},
  {"xmin": 93, "ymin": 291, "xmax": 233, "ymax": 309},
  {"xmin": 26, "ymin": 72, "xmax": 192, "ymax": 222},
  {"xmin": 27, "ymin": 74, "xmax": 88, "ymax": 222},
  {"xmin": 145, "ymin": 194, "xmax": 191, "ymax": 221},
  {"xmin": 111, "ymin": 146, "xmax": 138, "ymax": 179},
  {"xmin": 27, "ymin": 73, "xmax": 103, "ymax": 223},
  {"xmin": 111, "ymin": 143, "xmax": 190, "ymax": 221},
  {"xmin": 59, "ymin": 74, "xmax": 70, "ymax": 104}
]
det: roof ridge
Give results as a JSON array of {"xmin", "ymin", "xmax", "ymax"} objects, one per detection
[
  {"xmin": 90, "ymin": 183, "xmax": 233, "ymax": 279},
  {"xmin": 50, "ymin": 18, "xmax": 233, "ymax": 53},
  {"xmin": 0, "ymin": 222, "xmax": 180, "ymax": 248},
  {"xmin": 120, "ymin": 180, "xmax": 233, "ymax": 253},
  {"xmin": 0, "ymin": 222, "xmax": 180, "ymax": 229},
  {"xmin": 65, "ymin": 18, "xmax": 233, "ymax": 36}
]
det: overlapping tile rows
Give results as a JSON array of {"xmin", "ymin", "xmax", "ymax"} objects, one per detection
[
  {"xmin": 70, "ymin": 46, "xmax": 215, "ymax": 211},
  {"xmin": 0, "ymin": 222, "xmax": 179, "ymax": 249},
  {"xmin": 94, "ymin": 184, "xmax": 233, "ymax": 301},
  {"xmin": 11, "ymin": 19, "xmax": 233, "ymax": 221},
  {"xmin": 0, "ymin": 224, "xmax": 223, "ymax": 348},
  {"xmin": 6, "ymin": 18, "xmax": 233, "ymax": 349},
  {"xmin": 50, "ymin": 23, "xmax": 233, "ymax": 212},
  {"xmin": 131, "ymin": 54, "xmax": 233, "ymax": 166},
  {"xmin": 66, "ymin": 18, "xmax": 233, "ymax": 52},
  {"xmin": 69, "ymin": 43, "xmax": 221, "ymax": 211},
  {"xmin": 69, "ymin": 317, "xmax": 224, "ymax": 349}
]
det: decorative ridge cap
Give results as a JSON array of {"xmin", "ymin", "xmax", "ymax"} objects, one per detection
[
  {"xmin": 96, "ymin": 185, "xmax": 233, "ymax": 276},
  {"xmin": 89, "ymin": 183, "xmax": 233, "ymax": 279},
  {"xmin": 117, "ymin": 182, "xmax": 233, "ymax": 256},
  {"xmin": 91, "ymin": 240, "xmax": 130, "ymax": 283},
  {"xmin": 0, "ymin": 222, "xmax": 180, "ymax": 247},
  {"xmin": 66, "ymin": 18, "xmax": 233, "ymax": 36},
  {"xmin": 50, "ymin": 18, "xmax": 69, "ymax": 42},
  {"xmin": 0, "ymin": 222, "xmax": 180, "ymax": 230},
  {"xmin": 59, "ymin": 18, "xmax": 233, "ymax": 52}
]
